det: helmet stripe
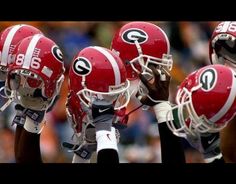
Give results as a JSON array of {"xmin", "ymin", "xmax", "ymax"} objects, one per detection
[
  {"xmin": 210, "ymin": 69, "xmax": 236, "ymax": 122},
  {"xmin": 92, "ymin": 46, "xmax": 121, "ymax": 85},
  {"xmin": 1, "ymin": 24, "xmax": 24, "ymax": 66},
  {"xmin": 22, "ymin": 34, "xmax": 42, "ymax": 69}
]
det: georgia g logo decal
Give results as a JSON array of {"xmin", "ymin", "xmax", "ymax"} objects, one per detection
[
  {"xmin": 122, "ymin": 28, "xmax": 148, "ymax": 44},
  {"xmin": 199, "ymin": 68, "xmax": 217, "ymax": 91},
  {"xmin": 52, "ymin": 45, "xmax": 63, "ymax": 63},
  {"xmin": 73, "ymin": 57, "xmax": 92, "ymax": 76}
]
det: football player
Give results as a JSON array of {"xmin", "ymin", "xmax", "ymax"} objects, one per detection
[
  {"xmin": 110, "ymin": 21, "xmax": 187, "ymax": 163},
  {"xmin": 111, "ymin": 21, "xmax": 231, "ymax": 164},
  {"xmin": 208, "ymin": 21, "xmax": 236, "ymax": 162},
  {"xmin": 5, "ymin": 33, "xmax": 65, "ymax": 162},
  {"xmin": 0, "ymin": 24, "xmax": 44, "ymax": 162},
  {"xmin": 166, "ymin": 64, "xmax": 236, "ymax": 163},
  {"xmin": 63, "ymin": 46, "xmax": 130, "ymax": 163},
  {"xmin": 62, "ymin": 22, "xmax": 185, "ymax": 163},
  {"xmin": 146, "ymin": 21, "xmax": 236, "ymax": 163}
]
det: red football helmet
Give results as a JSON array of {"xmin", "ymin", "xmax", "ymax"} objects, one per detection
[
  {"xmin": 209, "ymin": 21, "xmax": 236, "ymax": 68},
  {"xmin": 111, "ymin": 21, "xmax": 173, "ymax": 80},
  {"xmin": 167, "ymin": 64, "xmax": 236, "ymax": 137},
  {"xmin": 68, "ymin": 46, "xmax": 130, "ymax": 110},
  {"xmin": 6, "ymin": 34, "xmax": 65, "ymax": 111},
  {"xmin": 0, "ymin": 24, "xmax": 43, "ymax": 81},
  {"xmin": 67, "ymin": 46, "xmax": 130, "ymax": 134}
]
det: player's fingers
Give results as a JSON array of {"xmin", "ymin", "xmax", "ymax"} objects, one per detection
[
  {"xmin": 149, "ymin": 65, "xmax": 161, "ymax": 83},
  {"xmin": 161, "ymin": 67, "xmax": 171, "ymax": 81},
  {"xmin": 136, "ymin": 93, "xmax": 149, "ymax": 105},
  {"xmin": 139, "ymin": 73, "xmax": 152, "ymax": 89}
]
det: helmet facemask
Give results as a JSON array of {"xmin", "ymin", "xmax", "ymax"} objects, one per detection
[
  {"xmin": 77, "ymin": 79, "xmax": 131, "ymax": 111},
  {"xmin": 167, "ymin": 83, "xmax": 225, "ymax": 138},
  {"xmin": 128, "ymin": 40, "xmax": 173, "ymax": 77},
  {"xmin": 211, "ymin": 33, "xmax": 236, "ymax": 68},
  {"xmin": 166, "ymin": 87, "xmax": 199, "ymax": 138},
  {"xmin": 134, "ymin": 61, "xmax": 171, "ymax": 105},
  {"xmin": 6, "ymin": 69, "xmax": 63, "ymax": 111}
]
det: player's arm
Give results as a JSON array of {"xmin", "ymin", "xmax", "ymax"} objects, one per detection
[
  {"xmin": 220, "ymin": 118, "xmax": 236, "ymax": 163},
  {"xmin": 137, "ymin": 65, "xmax": 186, "ymax": 163},
  {"xmin": 63, "ymin": 98, "xmax": 120, "ymax": 163},
  {"xmin": 91, "ymin": 100, "xmax": 119, "ymax": 163},
  {"xmin": 63, "ymin": 123, "xmax": 119, "ymax": 163},
  {"xmin": 153, "ymin": 102, "xmax": 186, "ymax": 163},
  {"xmin": 13, "ymin": 104, "xmax": 26, "ymax": 161},
  {"xmin": 16, "ymin": 123, "xmax": 42, "ymax": 163},
  {"xmin": 13, "ymin": 104, "xmax": 45, "ymax": 163},
  {"xmin": 63, "ymin": 94, "xmax": 97, "ymax": 163}
]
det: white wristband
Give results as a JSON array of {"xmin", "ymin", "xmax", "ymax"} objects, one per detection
[
  {"xmin": 23, "ymin": 116, "xmax": 45, "ymax": 134},
  {"xmin": 96, "ymin": 127, "xmax": 118, "ymax": 152},
  {"xmin": 153, "ymin": 101, "xmax": 173, "ymax": 123}
]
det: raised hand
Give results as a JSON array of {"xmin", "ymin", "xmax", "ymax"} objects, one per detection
[{"xmin": 136, "ymin": 65, "xmax": 171, "ymax": 106}]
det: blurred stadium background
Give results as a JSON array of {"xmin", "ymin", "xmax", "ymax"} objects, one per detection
[{"xmin": 0, "ymin": 21, "xmax": 219, "ymax": 163}]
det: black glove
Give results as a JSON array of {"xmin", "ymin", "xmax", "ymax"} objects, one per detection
[
  {"xmin": 199, "ymin": 132, "xmax": 221, "ymax": 159},
  {"xmin": 24, "ymin": 108, "xmax": 45, "ymax": 123},
  {"xmin": 12, "ymin": 104, "xmax": 45, "ymax": 126},
  {"xmin": 12, "ymin": 104, "xmax": 26, "ymax": 126},
  {"xmin": 12, "ymin": 93, "xmax": 59, "ymax": 126},
  {"xmin": 186, "ymin": 132, "xmax": 221, "ymax": 159},
  {"xmin": 92, "ymin": 101, "xmax": 115, "ymax": 120},
  {"xmin": 91, "ymin": 99, "xmax": 115, "ymax": 132},
  {"xmin": 136, "ymin": 65, "xmax": 171, "ymax": 106}
]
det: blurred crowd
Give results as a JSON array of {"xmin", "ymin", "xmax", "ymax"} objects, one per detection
[{"xmin": 0, "ymin": 21, "xmax": 219, "ymax": 163}]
